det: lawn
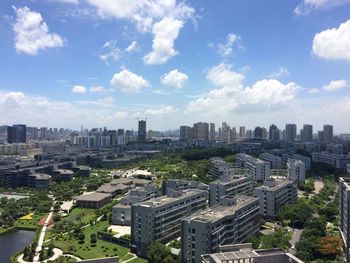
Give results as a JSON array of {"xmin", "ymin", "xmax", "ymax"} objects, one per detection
[
  {"xmin": 53, "ymin": 220, "xmax": 129, "ymax": 259},
  {"xmin": 14, "ymin": 212, "xmax": 45, "ymax": 230},
  {"xmin": 61, "ymin": 207, "xmax": 97, "ymax": 225}
]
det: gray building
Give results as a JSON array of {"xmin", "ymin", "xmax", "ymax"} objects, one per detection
[
  {"xmin": 312, "ymin": 152, "xmax": 350, "ymax": 169},
  {"xmin": 255, "ymin": 178, "xmax": 297, "ymax": 218},
  {"xmin": 112, "ymin": 184, "xmax": 159, "ymax": 226},
  {"xmin": 181, "ymin": 196, "xmax": 260, "ymax": 263},
  {"xmin": 209, "ymin": 157, "xmax": 234, "ymax": 180},
  {"xmin": 323, "ymin": 124, "xmax": 333, "ymax": 143},
  {"xmin": 339, "ymin": 177, "xmax": 350, "ymax": 262},
  {"xmin": 259, "ymin": 153, "xmax": 282, "ymax": 169},
  {"xmin": 302, "ymin": 124, "xmax": 313, "ymax": 142},
  {"xmin": 209, "ymin": 175, "xmax": 252, "ymax": 206},
  {"xmin": 285, "ymin": 124, "xmax": 297, "ymax": 143},
  {"xmin": 201, "ymin": 244, "xmax": 304, "ymax": 263},
  {"xmin": 282, "ymin": 153, "xmax": 311, "ymax": 171},
  {"xmin": 162, "ymin": 179, "xmax": 208, "ymax": 195},
  {"xmin": 138, "ymin": 120, "xmax": 147, "ymax": 142},
  {"xmin": 347, "ymin": 164, "xmax": 350, "ymax": 176},
  {"xmin": 236, "ymin": 154, "xmax": 270, "ymax": 182},
  {"xmin": 131, "ymin": 189, "xmax": 208, "ymax": 258}
]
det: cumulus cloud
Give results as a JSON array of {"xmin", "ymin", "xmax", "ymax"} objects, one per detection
[
  {"xmin": 110, "ymin": 69, "xmax": 149, "ymax": 93},
  {"xmin": 144, "ymin": 105, "xmax": 177, "ymax": 117},
  {"xmin": 72, "ymin": 85, "xmax": 87, "ymax": 93},
  {"xmin": 115, "ymin": 111, "xmax": 128, "ymax": 119},
  {"xmin": 295, "ymin": 0, "xmax": 350, "ymax": 15},
  {"xmin": 308, "ymin": 88, "xmax": 320, "ymax": 94},
  {"xmin": 312, "ymin": 19, "xmax": 350, "ymax": 62},
  {"xmin": 13, "ymin": 6, "xmax": 64, "ymax": 55},
  {"xmin": 268, "ymin": 67, "xmax": 290, "ymax": 79},
  {"xmin": 143, "ymin": 17, "xmax": 183, "ymax": 64},
  {"xmin": 161, "ymin": 69, "xmax": 188, "ymax": 89},
  {"xmin": 85, "ymin": 0, "xmax": 195, "ymax": 64},
  {"xmin": 187, "ymin": 63, "xmax": 299, "ymax": 115},
  {"xmin": 206, "ymin": 63, "xmax": 245, "ymax": 88},
  {"xmin": 322, "ymin": 79, "xmax": 349, "ymax": 91}
]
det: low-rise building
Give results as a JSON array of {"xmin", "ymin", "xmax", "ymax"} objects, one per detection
[
  {"xmin": 209, "ymin": 157, "xmax": 234, "ymax": 180},
  {"xmin": 131, "ymin": 189, "xmax": 208, "ymax": 258},
  {"xmin": 96, "ymin": 183, "xmax": 130, "ymax": 196},
  {"xmin": 75, "ymin": 192, "xmax": 112, "ymax": 209},
  {"xmin": 201, "ymin": 244, "xmax": 304, "ymax": 263},
  {"xmin": 209, "ymin": 175, "xmax": 252, "ymax": 206},
  {"xmin": 282, "ymin": 153, "xmax": 311, "ymax": 171},
  {"xmin": 259, "ymin": 153, "xmax": 283, "ymax": 169},
  {"xmin": 312, "ymin": 152, "xmax": 350, "ymax": 169},
  {"xmin": 255, "ymin": 178, "xmax": 297, "ymax": 218},
  {"xmin": 72, "ymin": 165, "xmax": 91, "ymax": 177},
  {"xmin": 181, "ymin": 196, "xmax": 260, "ymax": 263},
  {"xmin": 52, "ymin": 169, "xmax": 74, "ymax": 182},
  {"xmin": 287, "ymin": 159, "xmax": 306, "ymax": 185},
  {"xmin": 27, "ymin": 173, "xmax": 51, "ymax": 190}
]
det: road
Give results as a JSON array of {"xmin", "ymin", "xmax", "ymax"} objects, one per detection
[{"xmin": 289, "ymin": 228, "xmax": 304, "ymax": 254}]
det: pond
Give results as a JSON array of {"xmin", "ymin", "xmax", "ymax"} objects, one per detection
[{"xmin": 0, "ymin": 229, "xmax": 35, "ymax": 263}]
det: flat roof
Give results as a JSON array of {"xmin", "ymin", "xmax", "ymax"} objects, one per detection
[
  {"xmin": 138, "ymin": 189, "xmax": 205, "ymax": 208},
  {"xmin": 184, "ymin": 195, "xmax": 258, "ymax": 223},
  {"xmin": 32, "ymin": 173, "xmax": 51, "ymax": 180},
  {"xmin": 256, "ymin": 179, "xmax": 293, "ymax": 191},
  {"xmin": 76, "ymin": 192, "xmax": 111, "ymax": 202}
]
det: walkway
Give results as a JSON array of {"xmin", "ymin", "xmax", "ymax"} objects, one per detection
[
  {"xmin": 17, "ymin": 248, "xmax": 82, "ymax": 263},
  {"xmin": 33, "ymin": 205, "xmax": 54, "ymax": 262},
  {"xmin": 314, "ymin": 178, "xmax": 324, "ymax": 194},
  {"xmin": 122, "ymin": 253, "xmax": 137, "ymax": 263}
]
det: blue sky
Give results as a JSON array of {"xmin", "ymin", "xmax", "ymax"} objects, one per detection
[{"xmin": 0, "ymin": 0, "xmax": 350, "ymax": 133}]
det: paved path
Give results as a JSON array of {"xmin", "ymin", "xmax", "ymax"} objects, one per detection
[
  {"xmin": 17, "ymin": 248, "xmax": 83, "ymax": 263},
  {"xmin": 33, "ymin": 205, "xmax": 54, "ymax": 262},
  {"xmin": 314, "ymin": 178, "xmax": 324, "ymax": 194},
  {"xmin": 289, "ymin": 228, "xmax": 304, "ymax": 254},
  {"xmin": 122, "ymin": 253, "xmax": 137, "ymax": 263}
]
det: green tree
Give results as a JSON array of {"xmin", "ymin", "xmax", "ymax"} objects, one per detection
[
  {"xmin": 90, "ymin": 233, "xmax": 97, "ymax": 246},
  {"xmin": 77, "ymin": 232, "xmax": 85, "ymax": 244},
  {"xmin": 147, "ymin": 242, "xmax": 176, "ymax": 263}
]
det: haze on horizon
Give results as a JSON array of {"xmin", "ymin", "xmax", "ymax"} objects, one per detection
[{"xmin": 0, "ymin": 0, "xmax": 350, "ymax": 133}]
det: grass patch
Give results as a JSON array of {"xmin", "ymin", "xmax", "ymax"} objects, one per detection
[
  {"xmin": 53, "ymin": 220, "xmax": 129, "ymax": 259},
  {"xmin": 128, "ymin": 258, "xmax": 148, "ymax": 263},
  {"xmin": 14, "ymin": 213, "xmax": 45, "ymax": 229},
  {"xmin": 61, "ymin": 207, "xmax": 97, "ymax": 225}
]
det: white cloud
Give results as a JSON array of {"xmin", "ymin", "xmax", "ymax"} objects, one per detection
[
  {"xmin": 115, "ymin": 111, "xmax": 128, "ymax": 119},
  {"xmin": 161, "ymin": 69, "xmax": 188, "ymax": 89},
  {"xmin": 72, "ymin": 85, "xmax": 87, "ymax": 93},
  {"xmin": 13, "ymin": 6, "xmax": 64, "ymax": 55},
  {"xmin": 110, "ymin": 69, "xmax": 150, "ymax": 93},
  {"xmin": 268, "ymin": 67, "xmax": 290, "ymax": 79},
  {"xmin": 312, "ymin": 19, "xmax": 350, "ymax": 62},
  {"xmin": 143, "ymin": 17, "xmax": 183, "ymax": 64},
  {"xmin": 206, "ymin": 63, "xmax": 245, "ymax": 88},
  {"xmin": 322, "ymin": 79, "xmax": 349, "ymax": 91},
  {"xmin": 308, "ymin": 88, "xmax": 320, "ymax": 94},
  {"xmin": 48, "ymin": 0, "xmax": 79, "ymax": 3},
  {"xmin": 90, "ymin": 86, "xmax": 106, "ymax": 93},
  {"xmin": 126, "ymin": 41, "xmax": 139, "ymax": 52},
  {"xmin": 295, "ymin": 0, "xmax": 350, "ymax": 15},
  {"xmin": 99, "ymin": 40, "xmax": 121, "ymax": 64},
  {"xmin": 216, "ymin": 33, "xmax": 241, "ymax": 58},
  {"xmin": 187, "ymin": 63, "xmax": 298, "ymax": 115},
  {"xmin": 86, "ymin": 0, "xmax": 195, "ymax": 65},
  {"xmin": 144, "ymin": 105, "xmax": 177, "ymax": 117}
]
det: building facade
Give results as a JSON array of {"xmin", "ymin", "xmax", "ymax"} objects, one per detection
[
  {"xmin": 131, "ymin": 189, "xmax": 208, "ymax": 258},
  {"xmin": 287, "ymin": 159, "xmax": 306, "ymax": 185},
  {"xmin": 181, "ymin": 196, "xmax": 260, "ymax": 263}
]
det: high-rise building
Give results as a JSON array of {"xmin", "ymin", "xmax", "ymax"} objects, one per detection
[
  {"xmin": 221, "ymin": 122, "xmax": 230, "ymax": 142},
  {"xmin": 40, "ymin": 127, "xmax": 48, "ymax": 140},
  {"xmin": 323, "ymin": 124, "xmax": 333, "ymax": 143},
  {"xmin": 287, "ymin": 159, "xmax": 305, "ymax": 185},
  {"xmin": 7, "ymin": 124, "xmax": 26, "ymax": 143},
  {"xmin": 302, "ymin": 124, "xmax": 313, "ymax": 142},
  {"xmin": 209, "ymin": 123, "xmax": 215, "ymax": 141},
  {"xmin": 269, "ymin": 124, "xmax": 280, "ymax": 141},
  {"xmin": 180, "ymin": 126, "xmax": 194, "ymax": 141},
  {"xmin": 285, "ymin": 124, "xmax": 297, "ymax": 143},
  {"xmin": 138, "ymin": 120, "xmax": 147, "ymax": 142},
  {"xmin": 254, "ymin": 126, "xmax": 263, "ymax": 139},
  {"xmin": 318, "ymin": 130, "xmax": 324, "ymax": 142},
  {"xmin": 239, "ymin": 126, "xmax": 245, "ymax": 139},
  {"xmin": 339, "ymin": 177, "xmax": 350, "ymax": 262},
  {"xmin": 193, "ymin": 122, "xmax": 209, "ymax": 140}
]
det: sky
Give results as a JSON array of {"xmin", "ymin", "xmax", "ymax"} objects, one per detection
[{"xmin": 0, "ymin": 0, "xmax": 350, "ymax": 133}]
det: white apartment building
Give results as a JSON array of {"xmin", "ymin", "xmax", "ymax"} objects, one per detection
[{"xmin": 287, "ymin": 159, "xmax": 305, "ymax": 185}]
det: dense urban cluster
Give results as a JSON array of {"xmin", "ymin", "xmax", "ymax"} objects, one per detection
[{"xmin": 0, "ymin": 120, "xmax": 350, "ymax": 263}]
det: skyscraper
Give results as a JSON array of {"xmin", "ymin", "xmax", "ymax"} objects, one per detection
[
  {"xmin": 323, "ymin": 124, "xmax": 333, "ymax": 143},
  {"xmin": 7, "ymin": 124, "xmax": 26, "ymax": 143},
  {"xmin": 303, "ymin": 124, "xmax": 313, "ymax": 142},
  {"xmin": 269, "ymin": 124, "xmax": 280, "ymax": 141},
  {"xmin": 138, "ymin": 120, "xmax": 147, "ymax": 142},
  {"xmin": 209, "ymin": 123, "xmax": 215, "ymax": 141},
  {"xmin": 239, "ymin": 126, "xmax": 246, "ymax": 139},
  {"xmin": 285, "ymin": 124, "xmax": 297, "ymax": 143},
  {"xmin": 254, "ymin": 126, "xmax": 263, "ymax": 139},
  {"xmin": 193, "ymin": 122, "xmax": 209, "ymax": 140}
]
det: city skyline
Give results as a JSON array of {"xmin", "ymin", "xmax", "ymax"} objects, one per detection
[{"xmin": 1, "ymin": 0, "xmax": 350, "ymax": 132}]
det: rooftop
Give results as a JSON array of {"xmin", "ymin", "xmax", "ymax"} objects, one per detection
[
  {"xmin": 256, "ymin": 178, "xmax": 294, "ymax": 191},
  {"xmin": 184, "ymin": 195, "xmax": 258, "ymax": 223},
  {"xmin": 76, "ymin": 192, "xmax": 111, "ymax": 202}
]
